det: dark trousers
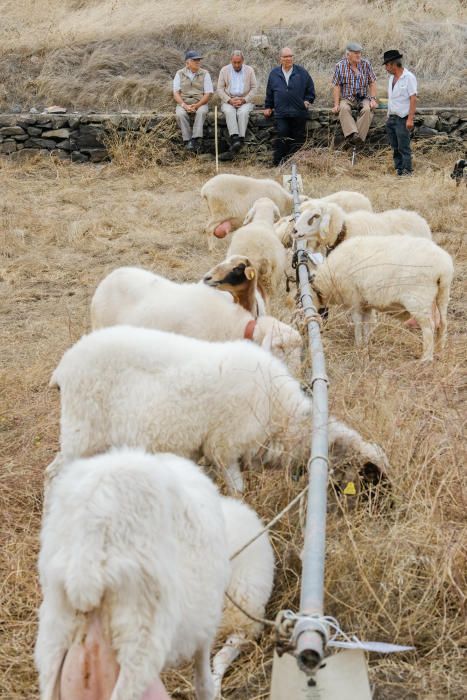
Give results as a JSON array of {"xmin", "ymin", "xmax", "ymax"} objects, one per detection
[
  {"xmin": 273, "ymin": 117, "xmax": 307, "ymax": 166},
  {"xmin": 386, "ymin": 115, "xmax": 412, "ymax": 174}
]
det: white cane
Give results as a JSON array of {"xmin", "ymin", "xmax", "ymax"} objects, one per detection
[{"xmin": 214, "ymin": 105, "xmax": 219, "ymax": 173}]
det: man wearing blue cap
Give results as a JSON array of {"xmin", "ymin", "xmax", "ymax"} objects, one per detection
[
  {"xmin": 173, "ymin": 51, "xmax": 214, "ymax": 152},
  {"xmin": 332, "ymin": 42, "xmax": 378, "ymax": 145}
]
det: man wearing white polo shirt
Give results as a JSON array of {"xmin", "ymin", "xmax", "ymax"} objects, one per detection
[{"xmin": 383, "ymin": 49, "xmax": 417, "ymax": 176}]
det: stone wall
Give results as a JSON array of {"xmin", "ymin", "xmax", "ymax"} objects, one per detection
[{"xmin": 0, "ymin": 108, "xmax": 465, "ymax": 163}]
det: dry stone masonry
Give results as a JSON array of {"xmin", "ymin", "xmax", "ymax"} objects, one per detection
[{"xmin": 0, "ymin": 108, "xmax": 465, "ymax": 163}]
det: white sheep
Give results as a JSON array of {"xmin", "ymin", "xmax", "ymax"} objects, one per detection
[
  {"xmin": 275, "ymin": 190, "xmax": 373, "ymax": 247},
  {"xmin": 226, "ymin": 198, "xmax": 287, "ymax": 302},
  {"xmin": 308, "ymin": 235, "xmax": 454, "ymax": 361},
  {"xmin": 301, "ymin": 190, "xmax": 373, "ymax": 213},
  {"xmin": 48, "ymin": 326, "xmax": 389, "ymax": 493},
  {"xmin": 35, "ymin": 448, "xmax": 230, "ymax": 700},
  {"xmin": 213, "ymin": 497, "xmax": 275, "ymax": 697},
  {"xmin": 91, "ymin": 266, "xmax": 299, "ymax": 367},
  {"xmin": 294, "ymin": 202, "xmax": 432, "ymax": 252},
  {"xmin": 202, "ymin": 255, "xmax": 267, "ymax": 318},
  {"xmin": 201, "ymin": 174, "xmax": 293, "ymax": 245}
]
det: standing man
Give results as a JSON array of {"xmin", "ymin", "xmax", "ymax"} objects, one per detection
[
  {"xmin": 331, "ymin": 42, "xmax": 378, "ymax": 145},
  {"xmin": 173, "ymin": 50, "xmax": 213, "ymax": 152},
  {"xmin": 384, "ymin": 49, "xmax": 417, "ymax": 176},
  {"xmin": 217, "ymin": 50, "xmax": 257, "ymax": 154},
  {"xmin": 264, "ymin": 47, "xmax": 315, "ymax": 167}
]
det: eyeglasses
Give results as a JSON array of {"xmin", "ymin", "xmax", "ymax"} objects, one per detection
[{"xmin": 281, "ymin": 55, "xmax": 293, "ymax": 58}]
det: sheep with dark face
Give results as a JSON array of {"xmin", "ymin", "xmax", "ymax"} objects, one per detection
[
  {"xmin": 203, "ymin": 255, "xmax": 266, "ymax": 318},
  {"xmin": 450, "ymin": 158, "xmax": 466, "ymax": 186}
]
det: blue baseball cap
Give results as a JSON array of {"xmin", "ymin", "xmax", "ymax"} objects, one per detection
[{"xmin": 185, "ymin": 50, "xmax": 203, "ymax": 60}]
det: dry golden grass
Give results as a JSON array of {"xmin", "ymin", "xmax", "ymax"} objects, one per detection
[
  {"xmin": 0, "ymin": 0, "xmax": 466, "ymax": 109},
  {"xmin": 1, "ymin": 144, "xmax": 466, "ymax": 699}
]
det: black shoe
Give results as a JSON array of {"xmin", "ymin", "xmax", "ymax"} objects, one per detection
[
  {"xmin": 230, "ymin": 135, "xmax": 242, "ymax": 153},
  {"xmin": 184, "ymin": 140, "xmax": 194, "ymax": 151},
  {"xmin": 219, "ymin": 151, "xmax": 234, "ymax": 161},
  {"xmin": 191, "ymin": 138, "xmax": 203, "ymax": 153}
]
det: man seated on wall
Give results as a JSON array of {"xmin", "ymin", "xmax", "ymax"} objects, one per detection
[
  {"xmin": 331, "ymin": 41, "xmax": 378, "ymax": 146},
  {"xmin": 173, "ymin": 50, "xmax": 213, "ymax": 153},
  {"xmin": 217, "ymin": 50, "xmax": 258, "ymax": 155}
]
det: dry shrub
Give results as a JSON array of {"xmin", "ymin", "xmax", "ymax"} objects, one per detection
[
  {"xmin": 1, "ymin": 146, "xmax": 466, "ymax": 699},
  {"xmin": 103, "ymin": 116, "xmax": 184, "ymax": 172}
]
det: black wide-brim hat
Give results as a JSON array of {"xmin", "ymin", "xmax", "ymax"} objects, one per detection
[{"xmin": 383, "ymin": 50, "xmax": 403, "ymax": 64}]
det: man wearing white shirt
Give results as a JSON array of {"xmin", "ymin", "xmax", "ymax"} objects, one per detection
[
  {"xmin": 383, "ymin": 49, "xmax": 417, "ymax": 176},
  {"xmin": 217, "ymin": 50, "xmax": 257, "ymax": 154},
  {"xmin": 173, "ymin": 50, "xmax": 213, "ymax": 152}
]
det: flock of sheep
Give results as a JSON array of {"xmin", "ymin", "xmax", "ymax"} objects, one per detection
[{"xmin": 35, "ymin": 172, "xmax": 454, "ymax": 700}]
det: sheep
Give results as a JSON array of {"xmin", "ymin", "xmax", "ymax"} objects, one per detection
[
  {"xmin": 307, "ymin": 235, "xmax": 454, "ymax": 361},
  {"xmin": 274, "ymin": 190, "xmax": 373, "ymax": 247},
  {"xmin": 226, "ymin": 198, "xmax": 287, "ymax": 302},
  {"xmin": 201, "ymin": 174, "xmax": 294, "ymax": 246},
  {"xmin": 450, "ymin": 158, "xmax": 466, "ymax": 186},
  {"xmin": 202, "ymin": 255, "xmax": 267, "ymax": 318},
  {"xmin": 293, "ymin": 202, "xmax": 432, "ymax": 253},
  {"xmin": 301, "ymin": 190, "xmax": 373, "ymax": 214},
  {"xmin": 90, "ymin": 266, "xmax": 299, "ymax": 367},
  {"xmin": 47, "ymin": 325, "xmax": 389, "ymax": 494},
  {"xmin": 35, "ymin": 448, "xmax": 231, "ymax": 700},
  {"xmin": 213, "ymin": 497, "xmax": 275, "ymax": 697}
]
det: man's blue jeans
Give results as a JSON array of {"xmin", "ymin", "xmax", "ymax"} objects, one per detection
[{"xmin": 386, "ymin": 115, "xmax": 412, "ymax": 174}]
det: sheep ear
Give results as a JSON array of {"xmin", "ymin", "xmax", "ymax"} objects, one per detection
[
  {"xmin": 245, "ymin": 266, "xmax": 256, "ymax": 280},
  {"xmin": 261, "ymin": 331, "xmax": 273, "ymax": 352},
  {"xmin": 243, "ymin": 207, "xmax": 254, "ymax": 225},
  {"xmin": 273, "ymin": 204, "xmax": 281, "ymax": 222},
  {"xmin": 319, "ymin": 213, "xmax": 331, "ymax": 240}
]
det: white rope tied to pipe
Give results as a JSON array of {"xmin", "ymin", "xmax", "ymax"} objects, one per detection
[{"xmin": 279, "ymin": 611, "xmax": 415, "ymax": 654}]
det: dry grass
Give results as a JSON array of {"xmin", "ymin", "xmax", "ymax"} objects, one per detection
[
  {"xmin": 1, "ymin": 145, "xmax": 466, "ymax": 699},
  {"xmin": 0, "ymin": 1, "xmax": 466, "ymax": 110}
]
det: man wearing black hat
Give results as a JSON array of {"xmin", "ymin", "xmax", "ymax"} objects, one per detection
[
  {"xmin": 383, "ymin": 50, "xmax": 417, "ymax": 176},
  {"xmin": 173, "ymin": 51, "xmax": 213, "ymax": 152}
]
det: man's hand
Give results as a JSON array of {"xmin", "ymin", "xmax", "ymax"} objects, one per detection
[
  {"xmin": 229, "ymin": 98, "xmax": 243, "ymax": 107},
  {"xmin": 406, "ymin": 116, "xmax": 414, "ymax": 130},
  {"xmin": 331, "ymin": 105, "xmax": 340, "ymax": 114},
  {"xmin": 304, "ymin": 101, "xmax": 311, "ymax": 109},
  {"xmin": 263, "ymin": 108, "xmax": 273, "ymax": 118}
]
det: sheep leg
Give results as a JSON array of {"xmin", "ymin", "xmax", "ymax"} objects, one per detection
[
  {"xmin": 350, "ymin": 309, "xmax": 364, "ymax": 345},
  {"xmin": 223, "ymin": 460, "xmax": 244, "ymax": 494},
  {"xmin": 415, "ymin": 315, "xmax": 435, "ymax": 362},
  {"xmin": 361, "ymin": 309, "xmax": 375, "ymax": 343},
  {"xmin": 193, "ymin": 644, "xmax": 216, "ymax": 700},
  {"xmin": 434, "ymin": 288, "xmax": 448, "ymax": 352},
  {"xmin": 212, "ymin": 633, "xmax": 245, "ymax": 699},
  {"xmin": 327, "ymin": 416, "xmax": 389, "ymax": 481}
]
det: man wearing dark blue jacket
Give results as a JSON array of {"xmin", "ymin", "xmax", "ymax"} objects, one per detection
[{"xmin": 264, "ymin": 48, "xmax": 315, "ymax": 166}]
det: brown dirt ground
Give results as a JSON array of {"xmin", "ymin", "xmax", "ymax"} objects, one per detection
[{"xmin": 1, "ymin": 143, "xmax": 466, "ymax": 699}]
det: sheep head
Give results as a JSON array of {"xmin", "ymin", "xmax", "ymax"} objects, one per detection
[
  {"xmin": 243, "ymin": 197, "xmax": 281, "ymax": 225},
  {"xmin": 203, "ymin": 255, "xmax": 257, "ymax": 290}
]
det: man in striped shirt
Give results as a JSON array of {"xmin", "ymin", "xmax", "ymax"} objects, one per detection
[{"xmin": 332, "ymin": 42, "xmax": 378, "ymax": 144}]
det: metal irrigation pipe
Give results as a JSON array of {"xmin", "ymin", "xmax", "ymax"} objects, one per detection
[{"xmin": 290, "ymin": 163, "xmax": 329, "ymax": 674}]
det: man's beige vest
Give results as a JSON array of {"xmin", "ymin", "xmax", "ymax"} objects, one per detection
[{"xmin": 176, "ymin": 68, "xmax": 207, "ymax": 104}]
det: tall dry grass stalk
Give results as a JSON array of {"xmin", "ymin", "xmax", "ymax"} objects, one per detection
[
  {"xmin": 1, "ymin": 146, "xmax": 466, "ymax": 699},
  {"xmin": 0, "ymin": 1, "xmax": 465, "ymax": 109}
]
